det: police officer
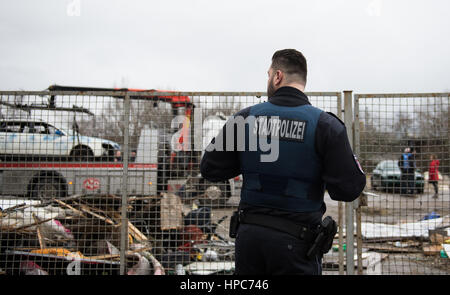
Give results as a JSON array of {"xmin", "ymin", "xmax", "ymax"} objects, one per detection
[{"xmin": 200, "ymin": 49, "xmax": 366, "ymax": 275}]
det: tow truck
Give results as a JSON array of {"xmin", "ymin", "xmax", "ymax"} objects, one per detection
[{"xmin": 0, "ymin": 85, "xmax": 235, "ymax": 206}]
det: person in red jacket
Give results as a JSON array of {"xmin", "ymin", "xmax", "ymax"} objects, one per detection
[{"xmin": 428, "ymin": 154, "xmax": 440, "ymax": 198}]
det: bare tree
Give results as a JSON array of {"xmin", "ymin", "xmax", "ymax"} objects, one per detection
[
  {"xmin": 201, "ymin": 96, "xmax": 246, "ymax": 119},
  {"xmin": 393, "ymin": 112, "xmax": 414, "ymax": 137},
  {"xmin": 78, "ymin": 98, "xmax": 173, "ymax": 150}
]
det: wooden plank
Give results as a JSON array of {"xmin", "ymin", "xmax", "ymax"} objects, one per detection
[
  {"xmin": 14, "ymin": 217, "xmax": 54, "ymax": 231},
  {"xmin": 423, "ymin": 245, "xmax": 443, "ymax": 256},
  {"xmin": 364, "ymin": 244, "xmax": 421, "ymax": 253},
  {"xmin": 52, "ymin": 199, "xmax": 86, "ymax": 218},
  {"xmin": 2, "ymin": 194, "xmax": 85, "ymax": 214},
  {"xmin": 41, "ymin": 194, "xmax": 85, "ymax": 206},
  {"xmin": 1, "ymin": 203, "xmax": 27, "ymax": 214},
  {"xmin": 87, "ymin": 248, "xmax": 152, "ymax": 260},
  {"xmin": 128, "ymin": 221, "xmax": 148, "ymax": 242},
  {"xmin": 111, "ymin": 211, "xmax": 147, "ymax": 242},
  {"xmin": 32, "ymin": 213, "xmax": 46, "ymax": 249},
  {"xmin": 79, "ymin": 204, "xmax": 116, "ymax": 226}
]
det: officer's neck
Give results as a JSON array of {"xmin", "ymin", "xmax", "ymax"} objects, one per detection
[{"xmin": 278, "ymin": 82, "xmax": 305, "ymax": 92}]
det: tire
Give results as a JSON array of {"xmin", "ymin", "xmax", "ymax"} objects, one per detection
[
  {"xmin": 30, "ymin": 175, "xmax": 66, "ymax": 202},
  {"xmin": 70, "ymin": 146, "xmax": 94, "ymax": 162}
]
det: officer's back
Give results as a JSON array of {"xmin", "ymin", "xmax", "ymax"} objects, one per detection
[{"xmin": 200, "ymin": 49, "xmax": 366, "ymax": 275}]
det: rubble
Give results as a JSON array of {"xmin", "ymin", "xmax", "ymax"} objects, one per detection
[
  {"xmin": 358, "ymin": 214, "xmax": 450, "ymax": 268},
  {"xmin": 0, "ymin": 193, "xmax": 225, "ymax": 275},
  {"xmin": 4, "ymin": 192, "xmax": 445, "ymax": 275}
]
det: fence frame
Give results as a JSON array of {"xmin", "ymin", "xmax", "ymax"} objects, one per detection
[
  {"xmin": 2, "ymin": 89, "xmax": 395, "ymax": 275},
  {"xmin": 353, "ymin": 91, "xmax": 450, "ymax": 275}
]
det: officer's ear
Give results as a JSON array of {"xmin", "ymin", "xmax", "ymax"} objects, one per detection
[{"xmin": 274, "ymin": 70, "xmax": 284, "ymax": 86}]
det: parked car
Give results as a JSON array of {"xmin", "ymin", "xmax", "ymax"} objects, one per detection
[
  {"xmin": 370, "ymin": 160, "xmax": 424, "ymax": 194},
  {"xmin": 0, "ymin": 119, "xmax": 121, "ymax": 161}
]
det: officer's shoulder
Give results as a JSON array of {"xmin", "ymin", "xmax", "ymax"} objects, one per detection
[
  {"xmin": 318, "ymin": 111, "xmax": 346, "ymax": 133},
  {"xmin": 319, "ymin": 111, "xmax": 344, "ymax": 126},
  {"xmin": 322, "ymin": 111, "xmax": 344, "ymax": 124}
]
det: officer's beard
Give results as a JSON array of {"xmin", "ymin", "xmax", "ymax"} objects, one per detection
[{"xmin": 267, "ymin": 76, "xmax": 277, "ymax": 98}]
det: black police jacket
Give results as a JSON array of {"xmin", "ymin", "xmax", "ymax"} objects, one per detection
[{"xmin": 200, "ymin": 86, "xmax": 366, "ymax": 225}]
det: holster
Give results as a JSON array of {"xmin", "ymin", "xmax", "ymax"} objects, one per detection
[{"xmin": 306, "ymin": 216, "xmax": 337, "ymax": 259}]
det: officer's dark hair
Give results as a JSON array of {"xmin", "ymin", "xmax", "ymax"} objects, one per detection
[{"xmin": 271, "ymin": 49, "xmax": 307, "ymax": 85}]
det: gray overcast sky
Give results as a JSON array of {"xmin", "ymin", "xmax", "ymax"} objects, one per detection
[{"xmin": 0, "ymin": 0, "xmax": 449, "ymax": 93}]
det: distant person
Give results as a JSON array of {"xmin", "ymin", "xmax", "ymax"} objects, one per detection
[
  {"xmin": 398, "ymin": 147, "xmax": 416, "ymax": 196},
  {"xmin": 428, "ymin": 154, "xmax": 440, "ymax": 198}
]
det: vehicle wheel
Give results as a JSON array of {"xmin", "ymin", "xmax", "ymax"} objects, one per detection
[
  {"xmin": 198, "ymin": 182, "xmax": 231, "ymax": 208},
  {"xmin": 31, "ymin": 176, "xmax": 66, "ymax": 202},
  {"xmin": 70, "ymin": 146, "xmax": 94, "ymax": 162}
]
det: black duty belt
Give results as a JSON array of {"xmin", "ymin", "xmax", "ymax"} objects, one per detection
[{"xmin": 239, "ymin": 212, "xmax": 317, "ymax": 242}]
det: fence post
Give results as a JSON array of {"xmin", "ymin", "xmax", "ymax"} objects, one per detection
[
  {"xmin": 353, "ymin": 95, "xmax": 363, "ymax": 275},
  {"xmin": 343, "ymin": 90, "xmax": 355, "ymax": 275},
  {"xmin": 120, "ymin": 92, "xmax": 131, "ymax": 275},
  {"xmin": 337, "ymin": 92, "xmax": 345, "ymax": 275}
]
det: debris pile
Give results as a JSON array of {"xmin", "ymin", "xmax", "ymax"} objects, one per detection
[
  {"xmin": 321, "ymin": 213, "xmax": 450, "ymax": 274},
  {"xmin": 360, "ymin": 213, "xmax": 450, "ymax": 269},
  {"xmin": 0, "ymin": 193, "xmax": 230, "ymax": 275}
]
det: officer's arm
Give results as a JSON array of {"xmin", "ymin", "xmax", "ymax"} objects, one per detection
[
  {"xmin": 316, "ymin": 112, "xmax": 366, "ymax": 202},
  {"xmin": 200, "ymin": 118, "xmax": 241, "ymax": 182}
]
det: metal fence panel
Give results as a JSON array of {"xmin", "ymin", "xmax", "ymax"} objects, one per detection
[
  {"xmin": 0, "ymin": 90, "xmax": 345, "ymax": 275},
  {"xmin": 0, "ymin": 91, "xmax": 127, "ymax": 275},
  {"xmin": 355, "ymin": 93, "xmax": 450, "ymax": 275}
]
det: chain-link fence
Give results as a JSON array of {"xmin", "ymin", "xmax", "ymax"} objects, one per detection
[
  {"xmin": 0, "ymin": 89, "xmax": 347, "ymax": 275},
  {"xmin": 1, "ymin": 89, "xmax": 448, "ymax": 275},
  {"xmin": 355, "ymin": 93, "xmax": 450, "ymax": 275}
]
